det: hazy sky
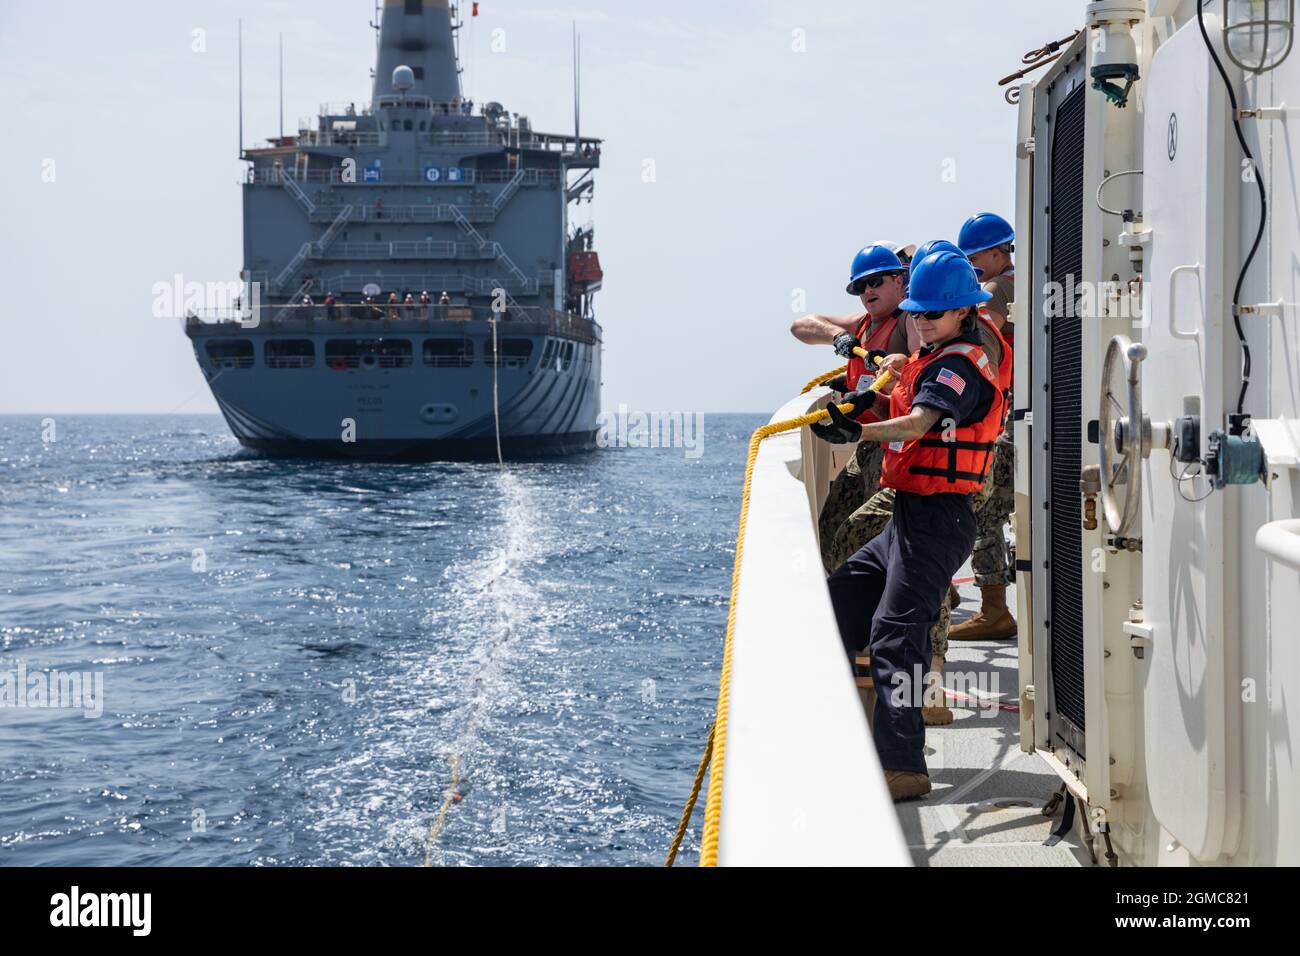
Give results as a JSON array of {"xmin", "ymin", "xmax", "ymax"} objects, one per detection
[{"xmin": 0, "ymin": 0, "xmax": 1085, "ymax": 415}]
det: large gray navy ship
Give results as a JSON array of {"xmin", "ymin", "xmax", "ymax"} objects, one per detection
[{"xmin": 185, "ymin": 0, "xmax": 604, "ymax": 459}]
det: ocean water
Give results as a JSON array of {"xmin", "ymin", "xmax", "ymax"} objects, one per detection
[{"xmin": 0, "ymin": 414, "xmax": 762, "ymax": 866}]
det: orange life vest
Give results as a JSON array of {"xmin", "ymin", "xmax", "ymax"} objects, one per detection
[
  {"xmin": 975, "ymin": 307, "xmax": 1013, "ymax": 394},
  {"xmin": 845, "ymin": 310, "xmax": 903, "ymax": 423},
  {"xmin": 880, "ymin": 339, "xmax": 1005, "ymax": 495}
]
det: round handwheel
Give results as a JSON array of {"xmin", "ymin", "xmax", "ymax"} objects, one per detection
[{"xmin": 1098, "ymin": 334, "xmax": 1149, "ymax": 536}]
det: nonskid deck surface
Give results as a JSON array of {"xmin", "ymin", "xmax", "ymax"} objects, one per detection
[{"xmin": 899, "ymin": 568, "xmax": 1087, "ymax": 867}]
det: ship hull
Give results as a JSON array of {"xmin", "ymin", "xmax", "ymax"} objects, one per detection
[
  {"xmin": 186, "ymin": 319, "xmax": 601, "ymax": 461},
  {"xmin": 231, "ymin": 431, "xmax": 598, "ymax": 461}
]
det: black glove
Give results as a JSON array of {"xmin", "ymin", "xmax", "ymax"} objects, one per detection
[
  {"xmin": 864, "ymin": 348, "xmax": 888, "ymax": 369},
  {"xmin": 810, "ymin": 400, "xmax": 864, "ymax": 444},
  {"xmin": 824, "ymin": 374, "xmax": 848, "ymax": 393},
  {"xmin": 832, "ymin": 332, "xmax": 861, "ymax": 360}
]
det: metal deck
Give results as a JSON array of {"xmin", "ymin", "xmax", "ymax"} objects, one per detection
[{"xmin": 898, "ymin": 570, "xmax": 1088, "ymax": 867}]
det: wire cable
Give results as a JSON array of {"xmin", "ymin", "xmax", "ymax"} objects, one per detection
[{"xmin": 1198, "ymin": 1, "xmax": 1267, "ymax": 417}]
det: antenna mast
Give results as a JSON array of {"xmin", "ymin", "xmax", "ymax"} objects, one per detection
[
  {"xmin": 278, "ymin": 33, "xmax": 284, "ymax": 141},
  {"xmin": 237, "ymin": 19, "xmax": 244, "ymax": 156},
  {"xmin": 572, "ymin": 23, "xmax": 581, "ymax": 145}
]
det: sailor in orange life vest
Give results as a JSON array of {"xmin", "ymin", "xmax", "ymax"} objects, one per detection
[
  {"xmin": 817, "ymin": 251, "xmax": 1006, "ymax": 801},
  {"xmin": 791, "ymin": 243, "xmax": 911, "ymax": 570}
]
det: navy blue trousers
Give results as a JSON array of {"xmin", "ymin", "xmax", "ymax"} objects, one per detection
[{"xmin": 827, "ymin": 490, "xmax": 977, "ymax": 774}]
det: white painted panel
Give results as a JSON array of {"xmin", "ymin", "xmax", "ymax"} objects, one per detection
[
  {"xmin": 719, "ymin": 393, "xmax": 909, "ymax": 866},
  {"xmin": 1138, "ymin": 15, "xmax": 1231, "ymax": 860}
]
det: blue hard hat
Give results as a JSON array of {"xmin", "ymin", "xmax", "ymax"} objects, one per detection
[
  {"xmin": 909, "ymin": 240, "xmax": 965, "ymax": 274},
  {"xmin": 957, "ymin": 212, "xmax": 1015, "ymax": 256},
  {"xmin": 900, "ymin": 251, "xmax": 993, "ymax": 312},
  {"xmin": 846, "ymin": 244, "xmax": 905, "ymax": 294}
]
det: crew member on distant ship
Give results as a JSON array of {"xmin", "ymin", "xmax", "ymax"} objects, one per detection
[
  {"xmin": 791, "ymin": 244, "xmax": 910, "ymax": 573},
  {"xmin": 438, "ymin": 291, "xmax": 452, "ymax": 306},
  {"xmin": 817, "ymin": 252, "xmax": 1004, "ymax": 801},
  {"xmin": 948, "ymin": 212, "xmax": 1018, "ymax": 642}
]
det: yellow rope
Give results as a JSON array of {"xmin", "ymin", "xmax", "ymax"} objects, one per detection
[
  {"xmin": 664, "ymin": 722, "xmax": 714, "ymax": 866},
  {"xmin": 801, "ymin": 364, "xmax": 847, "ymax": 394},
  {"xmin": 670, "ymin": 352, "xmax": 897, "ymax": 867},
  {"xmin": 423, "ymin": 753, "xmax": 461, "ymax": 866}
]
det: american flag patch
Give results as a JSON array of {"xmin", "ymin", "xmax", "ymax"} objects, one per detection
[{"xmin": 936, "ymin": 367, "xmax": 967, "ymax": 395}]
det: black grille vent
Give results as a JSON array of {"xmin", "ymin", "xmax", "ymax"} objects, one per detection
[{"xmin": 1048, "ymin": 84, "xmax": 1087, "ymax": 744}]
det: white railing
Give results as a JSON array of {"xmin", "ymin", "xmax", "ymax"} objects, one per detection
[
  {"xmin": 493, "ymin": 169, "xmax": 525, "ymax": 212},
  {"xmin": 1258, "ymin": 519, "xmax": 1300, "ymax": 571},
  {"xmin": 713, "ymin": 390, "xmax": 910, "ymax": 865},
  {"xmin": 272, "ymin": 243, "xmax": 313, "ymax": 293},
  {"xmin": 317, "ymin": 205, "xmax": 353, "ymax": 249},
  {"xmin": 280, "ymin": 172, "xmax": 315, "ymax": 214}
]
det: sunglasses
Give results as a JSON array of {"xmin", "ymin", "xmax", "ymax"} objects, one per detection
[
  {"xmin": 914, "ymin": 309, "xmax": 951, "ymax": 321},
  {"xmin": 852, "ymin": 272, "xmax": 900, "ymax": 293}
]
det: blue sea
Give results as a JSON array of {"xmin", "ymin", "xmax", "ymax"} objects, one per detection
[{"xmin": 0, "ymin": 414, "xmax": 761, "ymax": 866}]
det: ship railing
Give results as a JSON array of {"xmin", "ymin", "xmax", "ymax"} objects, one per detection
[
  {"xmin": 711, "ymin": 389, "xmax": 910, "ymax": 865},
  {"xmin": 245, "ymin": 166, "xmax": 562, "ymax": 187},
  {"xmin": 293, "ymin": 130, "xmax": 387, "ymax": 148},
  {"xmin": 320, "ymin": 204, "xmax": 495, "ymax": 224},
  {"xmin": 230, "ymin": 271, "xmax": 551, "ymax": 301},
  {"xmin": 184, "ymin": 305, "xmax": 600, "ymax": 344},
  {"xmin": 319, "ymin": 241, "xmax": 501, "ymax": 261},
  {"xmin": 317, "ymin": 102, "xmax": 373, "ymax": 118}
]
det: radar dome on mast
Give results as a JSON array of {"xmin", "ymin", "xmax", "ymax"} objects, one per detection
[
  {"xmin": 392, "ymin": 64, "xmax": 415, "ymax": 93},
  {"xmin": 371, "ymin": 0, "xmax": 461, "ymax": 107}
]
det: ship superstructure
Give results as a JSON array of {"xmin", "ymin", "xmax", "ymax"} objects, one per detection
[{"xmin": 185, "ymin": 0, "xmax": 604, "ymax": 458}]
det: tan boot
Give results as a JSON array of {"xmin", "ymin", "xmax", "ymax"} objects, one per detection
[
  {"xmin": 885, "ymin": 770, "xmax": 932, "ymax": 802},
  {"xmin": 922, "ymin": 652, "xmax": 953, "ymax": 726},
  {"xmin": 948, "ymin": 585, "xmax": 1018, "ymax": 641}
]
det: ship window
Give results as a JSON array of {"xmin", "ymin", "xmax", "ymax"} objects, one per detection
[
  {"xmin": 539, "ymin": 339, "xmax": 555, "ymax": 366},
  {"xmin": 405, "ymin": 0, "xmax": 423, "ymax": 14},
  {"xmin": 422, "ymin": 338, "xmax": 473, "ymax": 368},
  {"xmin": 419, "ymin": 121, "xmax": 427, "ymax": 131},
  {"xmin": 404, "ymin": 119, "xmax": 413, "ymax": 131},
  {"xmin": 324, "ymin": 339, "xmax": 413, "ymax": 370},
  {"xmin": 205, "ymin": 339, "xmax": 254, "ymax": 369},
  {"xmin": 413, "ymin": 67, "xmax": 425, "ymax": 80},
  {"xmin": 265, "ymin": 339, "xmax": 315, "ymax": 368},
  {"xmin": 560, "ymin": 341, "xmax": 574, "ymax": 371},
  {"xmin": 486, "ymin": 338, "xmax": 534, "ymax": 369}
]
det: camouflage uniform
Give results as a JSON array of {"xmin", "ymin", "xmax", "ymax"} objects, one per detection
[
  {"xmin": 969, "ymin": 434, "xmax": 1015, "ymax": 587},
  {"xmin": 818, "ymin": 440, "xmax": 884, "ymax": 574}
]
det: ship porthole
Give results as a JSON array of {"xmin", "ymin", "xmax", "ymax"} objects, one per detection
[{"xmin": 360, "ymin": 354, "xmax": 378, "ymax": 369}]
